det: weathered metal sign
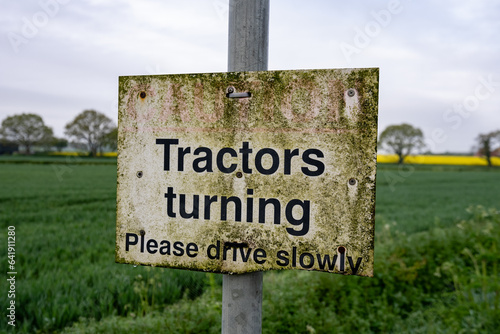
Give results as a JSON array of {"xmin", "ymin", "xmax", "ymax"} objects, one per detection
[{"xmin": 116, "ymin": 68, "xmax": 378, "ymax": 276}]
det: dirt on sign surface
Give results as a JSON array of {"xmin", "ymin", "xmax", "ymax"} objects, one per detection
[{"xmin": 116, "ymin": 68, "xmax": 379, "ymax": 276}]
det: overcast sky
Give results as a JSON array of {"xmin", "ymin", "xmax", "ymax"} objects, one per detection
[{"xmin": 1, "ymin": 0, "xmax": 499, "ymax": 153}]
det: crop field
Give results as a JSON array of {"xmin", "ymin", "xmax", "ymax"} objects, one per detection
[
  {"xmin": 0, "ymin": 158, "xmax": 499, "ymax": 333},
  {"xmin": 377, "ymin": 154, "xmax": 500, "ymax": 166}
]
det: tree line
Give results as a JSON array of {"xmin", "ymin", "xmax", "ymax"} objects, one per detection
[
  {"xmin": 1, "ymin": 112, "xmax": 499, "ymax": 166},
  {"xmin": 0, "ymin": 110, "xmax": 117, "ymax": 156},
  {"xmin": 379, "ymin": 123, "xmax": 500, "ymax": 167}
]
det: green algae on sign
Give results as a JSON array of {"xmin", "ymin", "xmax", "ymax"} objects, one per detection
[{"xmin": 116, "ymin": 68, "xmax": 379, "ymax": 276}]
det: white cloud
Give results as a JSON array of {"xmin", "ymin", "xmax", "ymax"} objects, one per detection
[{"xmin": 0, "ymin": 0, "xmax": 499, "ymax": 151}]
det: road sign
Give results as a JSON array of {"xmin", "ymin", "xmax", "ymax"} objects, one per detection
[{"xmin": 116, "ymin": 68, "xmax": 379, "ymax": 276}]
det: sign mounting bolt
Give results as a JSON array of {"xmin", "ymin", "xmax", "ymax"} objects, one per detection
[
  {"xmin": 137, "ymin": 171, "xmax": 143, "ymax": 178},
  {"xmin": 347, "ymin": 89, "xmax": 356, "ymax": 97}
]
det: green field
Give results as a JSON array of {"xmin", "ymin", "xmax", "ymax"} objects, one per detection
[
  {"xmin": 0, "ymin": 160, "xmax": 499, "ymax": 333},
  {"xmin": 375, "ymin": 164, "xmax": 500, "ymax": 234}
]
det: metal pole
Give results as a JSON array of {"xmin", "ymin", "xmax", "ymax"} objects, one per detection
[
  {"xmin": 228, "ymin": 0, "xmax": 269, "ymax": 72},
  {"xmin": 223, "ymin": 1, "xmax": 269, "ymax": 333}
]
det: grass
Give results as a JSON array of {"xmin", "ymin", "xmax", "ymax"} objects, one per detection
[
  {"xmin": 0, "ymin": 157, "xmax": 499, "ymax": 333},
  {"xmin": 376, "ymin": 164, "xmax": 500, "ymax": 234},
  {"xmin": 63, "ymin": 205, "xmax": 500, "ymax": 333},
  {"xmin": 0, "ymin": 162, "xmax": 214, "ymax": 333},
  {"xmin": 0, "ymin": 155, "xmax": 116, "ymax": 165}
]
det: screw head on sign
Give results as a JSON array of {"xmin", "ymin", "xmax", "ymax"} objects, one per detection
[
  {"xmin": 137, "ymin": 171, "xmax": 143, "ymax": 178},
  {"xmin": 227, "ymin": 86, "xmax": 235, "ymax": 94},
  {"xmin": 347, "ymin": 89, "xmax": 356, "ymax": 97},
  {"xmin": 348, "ymin": 178, "xmax": 357, "ymax": 186}
]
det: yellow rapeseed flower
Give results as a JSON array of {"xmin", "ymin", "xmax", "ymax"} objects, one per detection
[{"xmin": 377, "ymin": 155, "xmax": 500, "ymax": 166}]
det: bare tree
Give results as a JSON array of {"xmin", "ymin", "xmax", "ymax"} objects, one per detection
[
  {"xmin": 65, "ymin": 110, "xmax": 115, "ymax": 157},
  {"xmin": 0, "ymin": 113, "xmax": 53, "ymax": 154},
  {"xmin": 379, "ymin": 123, "xmax": 425, "ymax": 164}
]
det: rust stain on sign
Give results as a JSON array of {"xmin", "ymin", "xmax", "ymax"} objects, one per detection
[{"xmin": 116, "ymin": 68, "xmax": 379, "ymax": 276}]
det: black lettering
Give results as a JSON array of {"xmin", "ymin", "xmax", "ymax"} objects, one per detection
[
  {"xmin": 223, "ymin": 243, "xmax": 232, "ymax": 260},
  {"xmin": 193, "ymin": 147, "xmax": 213, "ymax": 173},
  {"xmin": 156, "ymin": 138, "xmax": 179, "ymax": 171},
  {"xmin": 178, "ymin": 147, "xmax": 190, "ymax": 171},
  {"xmin": 276, "ymin": 250, "xmax": 289, "ymax": 266},
  {"xmin": 302, "ymin": 149, "xmax": 325, "ymax": 176},
  {"xmin": 284, "ymin": 148, "xmax": 299, "ymax": 175},
  {"xmin": 255, "ymin": 148, "xmax": 279, "ymax": 175},
  {"xmin": 186, "ymin": 243, "xmax": 198, "ymax": 258},
  {"xmin": 299, "ymin": 252, "xmax": 314, "ymax": 269},
  {"xmin": 180, "ymin": 194, "xmax": 199, "ymax": 219},
  {"xmin": 204, "ymin": 195, "xmax": 218, "ymax": 220},
  {"xmin": 207, "ymin": 241, "xmax": 220, "ymax": 259},
  {"xmin": 125, "ymin": 233, "xmax": 138, "ymax": 251},
  {"xmin": 140, "ymin": 234, "xmax": 145, "ymax": 253},
  {"xmin": 253, "ymin": 249, "xmax": 267, "ymax": 264},
  {"xmin": 159, "ymin": 240, "xmax": 171, "ymax": 255},
  {"xmin": 173, "ymin": 241, "xmax": 184, "ymax": 256},
  {"xmin": 232, "ymin": 246, "xmax": 238, "ymax": 261},
  {"xmin": 317, "ymin": 254, "xmax": 337, "ymax": 270},
  {"xmin": 285, "ymin": 199, "xmax": 310, "ymax": 236},
  {"xmin": 292, "ymin": 246, "xmax": 297, "ymax": 267},
  {"xmin": 146, "ymin": 239, "xmax": 158, "ymax": 254},
  {"xmin": 246, "ymin": 189, "xmax": 254, "ymax": 222},
  {"xmin": 239, "ymin": 141, "xmax": 253, "ymax": 173},
  {"xmin": 259, "ymin": 198, "xmax": 280, "ymax": 224},
  {"xmin": 221, "ymin": 196, "xmax": 242, "ymax": 222},
  {"xmin": 347, "ymin": 256, "xmax": 363, "ymax": 275},
  {"xmin": 164, "ymin": 187, "xmax": 177, "ymax": 218},
  {"xmin": 216, "ymin": 148, "xmax": 237, "ymax": 173},
  {"xmin": 239, "ymin": 247, "xmax": 252, "ymax": 262},
  {"xmin": 339, "ymin": 252, "xmax": 345, "ymax": 271}
]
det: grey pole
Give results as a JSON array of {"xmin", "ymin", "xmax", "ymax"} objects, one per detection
[
  {"xmin": 228, "ymin": 0, "xmax": 269, "ymax": 72},
  {"xmin": 223, "ymin": 1, "xmax": 269, "ymax": 333}
]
